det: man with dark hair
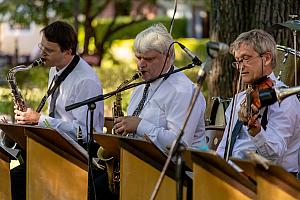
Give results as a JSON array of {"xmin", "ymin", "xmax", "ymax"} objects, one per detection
[
  {"xmin": 12, "ymin": 21, "xmax": 105, "ymax": 200},
  {"xmin": 16, "ymin": 20, "xmax": 103, "ymax": 139}
]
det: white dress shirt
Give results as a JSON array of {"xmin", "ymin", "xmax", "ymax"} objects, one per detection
[
  {"xmin": 127, "ymin": 69, "xmax": 206, "ymax": 152},
  {"xmin": 38, "ymin": 57, "xmax": 104, "ymax": 142},
  {"xmin": 217, "ymin": 72, "xmax": 300, "ymax": 172}
]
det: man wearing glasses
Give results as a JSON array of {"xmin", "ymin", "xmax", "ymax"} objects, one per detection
[
  {"xmin": 12, "ymin": 21, "xmax": 107, "ymax": 200},
  {"xmin": 217, "ymin": 29, "xmax": 300, "ymax": 175}
]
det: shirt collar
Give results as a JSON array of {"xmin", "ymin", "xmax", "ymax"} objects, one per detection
[{"xmin": 55, "ymin": 55, "xmax": 75, "ymax": 75}]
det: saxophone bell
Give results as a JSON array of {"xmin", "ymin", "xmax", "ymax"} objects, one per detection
[
  {"xmin": 98, "ymin": 71, "xmax": 142, "ymax": 194},
  {"xmin": 97, "ymin": 146, "xmax": 119, "ymax": 194}
]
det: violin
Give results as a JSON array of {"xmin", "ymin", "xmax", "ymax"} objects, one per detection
[{"xmin": 239, "ymin": 76, "xmax": 274, "ymax": 134}]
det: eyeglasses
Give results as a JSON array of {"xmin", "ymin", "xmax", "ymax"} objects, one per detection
[
  {"xmin": 38, "ymin": 43, "xmax": 56, "ymax": 55},
  {"xmin": 232, "ymin": 55, "xmax": 262, "ymax": 69}
]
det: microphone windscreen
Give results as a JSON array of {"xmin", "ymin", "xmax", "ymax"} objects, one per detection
[{"xmin": 259, "ymin": 88, "xmax": 277, "ymax": 107}]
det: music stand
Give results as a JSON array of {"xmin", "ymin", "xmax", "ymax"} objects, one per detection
[
  {"xmin": 0, "ymin": 122, "xmax": 27, "ymax": 150},
  {"xmin": 191, "ymin": 150, "xmax": 256, "ymax": 200},
  {"xmin": 0, "ymin": 145, "xmax": 12, "ymax": 200},
  {"xmin": 94, "ymin": 134, "xmax": 191, "ymax": 200},
  {"xmin": 0, "ymin": 122, "xmax": 93, "ymax": 200},
  {"xmin": 25, "ymin": 125, "xmax": 93, "ymax": 200},
  {"xmin": 233, "ymin": 158, "xmax": 300, "ymax": 199}
]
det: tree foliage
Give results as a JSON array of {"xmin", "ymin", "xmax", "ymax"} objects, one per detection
[{"xmin": 0, "ymin": 0, "xmax": 158, "ymax": 66}]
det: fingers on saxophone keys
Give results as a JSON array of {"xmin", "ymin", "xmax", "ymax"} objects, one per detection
[
  {"xmin": 122, "ymin": 131, "xmax": 127, "ymax": 136},
  {"xmin": 14, "ymin": 109, "xmax": 25, "ymax": 115},
  {"xmin": 114, "ymin": 122, "xmax": 123, "ymax": 134}
]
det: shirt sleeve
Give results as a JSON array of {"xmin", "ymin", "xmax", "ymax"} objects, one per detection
[
  {"xmin": 250, "ymin": 95, "xmax": 299, "ymax": 163},
  {"xmin": 38, "ymin": 78, "xmax": 104, "ymax": 142},
  {"xmin": 136, "ymin": 87, "xmax": 206, "ymax": 151}
]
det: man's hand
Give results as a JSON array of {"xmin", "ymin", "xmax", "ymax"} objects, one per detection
[
  {"xmin": 247, "ymin": 104, "xmax": 261, "ymax": 136},
  {"xmin": 14, "ymin": 108, "xmax": 41, "ymax": 125},
  {"xmin": 114, "ymin": 116, "xmax": 141, "ymax": 136},
  {"xmin": 247, "ymin": 108, "xmax": 262, "ymax": 137}
]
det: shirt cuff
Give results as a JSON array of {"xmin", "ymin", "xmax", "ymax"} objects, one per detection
[
  {"xmin": 136, "ymin": 118, "xmax": 153, "ymax": 137},
  {"xmin": 38, "ymin": 114, "xmax": 49, "ymax": 128},
  {"xmin": 250, "ymin": 129, "xmax": 268, "ymax": 155}
]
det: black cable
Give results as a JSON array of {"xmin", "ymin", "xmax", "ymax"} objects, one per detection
[
  {"xmin": 169, "ymin": 0, "xmax": 177, "ymax": 34},
  {"xmin": 158, "ymin": 41, "xmax": 176, "ymax": 76}
]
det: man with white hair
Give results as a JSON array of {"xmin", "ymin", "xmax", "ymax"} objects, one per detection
[{"xmin": 114, "ymin": 23, "xmax": 206, "ymax": 152}]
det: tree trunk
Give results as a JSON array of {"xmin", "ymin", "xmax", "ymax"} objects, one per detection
[
  {"xmin": 208, "ymin": 0, "xmax": 300, "ymax": 114},
  {"xmin": 73, "ymin": 0, "xmax": 80, "ymax": 34},
  {"xmin": 42, "ymin": 0, "xmax": 49, "ymax": 26},
  {"xmin": 83, "ymin": 0, "xmax": 93, "ymax": 54}
]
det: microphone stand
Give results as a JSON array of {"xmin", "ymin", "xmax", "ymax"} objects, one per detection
[
  {"xmin": 65, "ymin": 62, "xmax": 197, "ymax": 200},
  {"xmin": 150, "ymin": 57, "xmax": 212, "ymax": 200},
  {"xmin": 87, "ymin": 103, "xmax": 96, "ymax": 200},
  {"xmin": 65, "ymin": 63, "xmax": 196, "ymax": 112}
]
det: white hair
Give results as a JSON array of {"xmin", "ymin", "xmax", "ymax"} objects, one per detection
[{"xmin": 134, "ymin": 23, "xmax": 175, "ymax": 62}]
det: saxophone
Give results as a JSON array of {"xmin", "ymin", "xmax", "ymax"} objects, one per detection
[
  {"xmin": 112, "ymin": 71, "xmax": 142, "ymax": 134},
  {"xmin": 7, "ymin": 58, "xmax": 44, "ymax": 112},
  {"xmin": 98, "ymin": 71, "xmax": 142, "ymax": 194},
  {"xmin": 1, "ymin": 58, "xmax": 44, "ymax": 148}
]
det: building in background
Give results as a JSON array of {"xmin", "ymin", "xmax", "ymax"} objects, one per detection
[
  {"xmin": 0, "ymin": 0, "xmax": 208, "ymax": 66},
  {"xmin": 0, "ymin": 22, "xmax": 42, "ymax": 65}
]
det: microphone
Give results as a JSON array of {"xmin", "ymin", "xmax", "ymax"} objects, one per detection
[
  {"xmin": 177, "ymin": 43, "xmax": 202, "ymax": 66},
  {"xmin": 206, "ymin": 41, "xmax": 229, "ymax": 55},
  {"xmin": 259, "ymin": 88, "xmax": 278, "ymax": 107}
]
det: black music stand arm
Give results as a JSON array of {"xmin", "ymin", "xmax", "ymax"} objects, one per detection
[
  {"xmin": 65, "ymin": 63, "xmax": 196, "ymax": 112},
  {"xmin": 150, "ymin": 57, "xmax": 211, "ymax": 200},
  {"xmin": 175, "ymin": 142, "xmax": 185, "ymax": 200},
  {"xmin": 87, "ymin": 103, "xmax": 96, "ymax": 200}
]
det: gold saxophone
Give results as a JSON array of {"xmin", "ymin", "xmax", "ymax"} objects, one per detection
[
  {"xmin": 98, "ymin": 71, "xmax": 142, "ymax": 194},
  {"xmin": 112, "ymin": 71, "xmax": 142, "ymax": 134},
  {"xmin": 1, "ymin": 58, "xmax": 44, "ymax": 148}
]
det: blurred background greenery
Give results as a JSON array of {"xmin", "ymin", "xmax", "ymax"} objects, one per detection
[{"xmin": 0, "ymin": 17, "xmax": 209, "ymax": 119}]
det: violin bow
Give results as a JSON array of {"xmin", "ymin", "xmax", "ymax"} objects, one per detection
[{"xmin": 224, "ymin": 66, "xmax": 243, "ymax": 161}]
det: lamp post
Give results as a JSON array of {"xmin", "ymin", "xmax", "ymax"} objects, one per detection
[{"xmin": 13, "ymin": 29, "xmax": 20, "ymax": 66}]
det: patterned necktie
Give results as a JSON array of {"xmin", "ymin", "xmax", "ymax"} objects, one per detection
[
  {"xmin": 132, "ymin": 83, "xmax": 150, "ymax": 117},
  {"xmin": 49, "ymin": 75, "xmax": 59, "ymax": 117}
]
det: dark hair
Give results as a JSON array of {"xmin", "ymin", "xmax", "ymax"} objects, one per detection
[{"xmin": 41, "ymin": 21, "xmax": 77, "ymax": 55}]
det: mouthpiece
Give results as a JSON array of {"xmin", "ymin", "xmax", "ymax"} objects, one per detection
[
  {"xmin": 32, "ymin": 58, "xmax": 45, "ymax": 67},
  {"xmin": 132, "ymin": 71, "xmax": 142, "ymax": 80}
]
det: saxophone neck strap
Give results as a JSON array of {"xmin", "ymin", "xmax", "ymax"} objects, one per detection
[{"xmin": 36, "ymin": 55, "xmax": 80, "ymax": 113}]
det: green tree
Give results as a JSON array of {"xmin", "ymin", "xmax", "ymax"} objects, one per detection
[{"xmin": 0, "ymin": 0, "xmax": 159, "ymax": 66}]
